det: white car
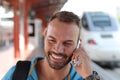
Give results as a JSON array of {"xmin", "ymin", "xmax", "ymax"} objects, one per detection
[{"xmin": 80, "ymin": 11, "xmax": 120, "ymax": 65}]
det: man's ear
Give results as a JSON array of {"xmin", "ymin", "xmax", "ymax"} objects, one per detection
[{"xmin": 42, "ymin": 28, "xmax": 47, "ymax": 37}]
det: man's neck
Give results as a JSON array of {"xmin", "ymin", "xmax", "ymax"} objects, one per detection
[{"xmin": 36, "ymin": 58, "xmax": 71, "ymax": 80}]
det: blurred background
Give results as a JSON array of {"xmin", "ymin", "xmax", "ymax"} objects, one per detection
[{"xmin": 0, "ymin": 0, "xmax": 120, "ymax": 80}]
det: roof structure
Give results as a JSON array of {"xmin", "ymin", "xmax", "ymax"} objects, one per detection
[{"xmin": 0, "ymin": 0, "xmax": 67, "ymax": 26}]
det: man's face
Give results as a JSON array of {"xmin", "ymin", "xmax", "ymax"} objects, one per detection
[{"xmin": 44, "ymin": 19, "xmax": 79, "ymax": 70}]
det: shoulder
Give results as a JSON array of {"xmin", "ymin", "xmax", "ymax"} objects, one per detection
[
  {"xmin": 2, "ymin": 56, "xmax": 44, "ymax": 80},
  {"xmin": 2, "ymin": 66, "xmax": 16, "ymax": 80}
]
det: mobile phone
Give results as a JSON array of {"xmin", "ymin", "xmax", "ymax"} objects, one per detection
[
  {"xmin": 76, "ymin": 40, "xmax": 81, "ymax": 66},
  {"xmin": 73, "ymin": 40, "xmax": 81, "ymax": 66},
  {"xmin": 77, "ymin": 40, "xmax": 81, "ymax": 49}
]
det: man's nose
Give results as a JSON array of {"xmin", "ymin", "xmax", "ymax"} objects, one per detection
[{"xmin": 54, "ymin": 43, "xmax": 64, "ymax": 53}]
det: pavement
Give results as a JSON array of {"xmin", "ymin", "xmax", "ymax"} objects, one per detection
[{"xmin": 0, "ymin": 45, "xmax": 15, "ymax": 79}]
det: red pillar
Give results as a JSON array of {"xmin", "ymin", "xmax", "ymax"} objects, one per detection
[
  {"xmin": 23, "ymin": 2, "xmax": 29, "ymax": 50},
  {"xmin": 13, "ymin": 3, "xmax": 20, "ymax": 58}
]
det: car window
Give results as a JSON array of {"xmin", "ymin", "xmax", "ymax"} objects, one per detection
[
  {"xmin": 91, "ymin": 14, "xmax": 111, "ymax": 27},
  {"xmin": 82, "ymin": 12, "xmax": 118, "ymax": 31}
]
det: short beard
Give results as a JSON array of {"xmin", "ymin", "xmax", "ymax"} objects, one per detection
[{"xmin": 46, "ymin": 51, "xmax": 72, "ymax": 70}]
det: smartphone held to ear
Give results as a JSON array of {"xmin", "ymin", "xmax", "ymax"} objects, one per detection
[
  {"xmin": 77, "ymin": 40, "xmax": 81, "ymax": 49},
  {"xmin": 72, "ymin": 40, "xmax": 82, "ymax": 66}
]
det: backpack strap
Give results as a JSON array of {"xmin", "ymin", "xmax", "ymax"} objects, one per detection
[{"xmin": 12, "ymin": 61, "xmax": 31, "ymax": 80}]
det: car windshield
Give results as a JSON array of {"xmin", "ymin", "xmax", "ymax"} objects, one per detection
[
  {"xmin": 89, "ymin": 12, "xmax": 118, "ymax": 31},
  {"xmin": 90, "ymin": 13, "xmax": 111, "ymax": 27}
]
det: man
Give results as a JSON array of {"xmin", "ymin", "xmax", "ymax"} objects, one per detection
[{"xmin": 2, "ymin": 11, "xmax": 100, "ymax": 80}]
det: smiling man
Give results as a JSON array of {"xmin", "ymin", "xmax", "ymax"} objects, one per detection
[{"xmin": 2, "ymin": 11, "xmax": 101, "ymax": 80}]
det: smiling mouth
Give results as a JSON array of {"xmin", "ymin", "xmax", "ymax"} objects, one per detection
[{"xmin": 50, "ymin": 53, "xmax": 66, "ymax": 63}]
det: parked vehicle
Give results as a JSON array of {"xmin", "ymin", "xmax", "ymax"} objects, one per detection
[{"xmin": 80, "ymin": 11, "xmax": 120, "ymax": 65}]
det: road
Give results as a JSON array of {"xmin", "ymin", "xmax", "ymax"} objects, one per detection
[
  {"xmin": 104, "ymin": 68, "xmax": 120, "ymax": 80},
  {"xmin": 91, "ymin": 62, "xmax": 120, "ymax": 80}
]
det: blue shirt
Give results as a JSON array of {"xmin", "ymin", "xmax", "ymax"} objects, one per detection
[{"xmin": 2, "ymin": 56, "xmax": 83, "ymax": 80}]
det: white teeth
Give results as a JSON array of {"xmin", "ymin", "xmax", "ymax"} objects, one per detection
[{"xmin": 52, "ymin": 54, "xmax": 63, "ymax": 59}]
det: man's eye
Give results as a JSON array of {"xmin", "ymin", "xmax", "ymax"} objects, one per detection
[
  {"xmin": 48, "ymin": 40, "xmax": 56, "ymax": 44},
  {"xmin": 63, "ymin": 43, "xmax": 72, "ymax": 47}
]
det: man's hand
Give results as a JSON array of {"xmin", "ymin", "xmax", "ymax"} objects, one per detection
[{"xmin": 72, "ymin": 46, "xmax": 93, "ymax": 78}]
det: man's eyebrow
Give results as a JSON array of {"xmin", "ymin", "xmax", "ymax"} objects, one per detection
[
  {"xmin": 48, "ymin": 36, "xmax": 73, "ymax": 42},
  {"xmin": 48, "ymin": 36, "xmax": 56, "ymax": 39},
  {"xmin": 65, "ymin": 40, "xmax": 73, "ymax": 43}
]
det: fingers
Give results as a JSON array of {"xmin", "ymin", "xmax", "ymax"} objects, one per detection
[
  {"xmin": 73, "ymin": 56, "xmax": 82, "ymax": 67},
  {"xmin": 72, "ymin": 47, "xmax": 82, "ymax": 67},
  {"xmin": 72, "ymin": 45, "xmax": 93, "ymax": 78},
  {"xmin": 72, "ymin": 46, "xmax": 91, "ymax": 67}
]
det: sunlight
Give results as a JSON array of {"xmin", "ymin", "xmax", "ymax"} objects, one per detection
[
  {"xmin": 0, "ymin": 6, "xmax": 14, "ymax": 18},
  {"xmin": 61, "ymin": 0, "xmax": 120, "ymax": 17}
]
